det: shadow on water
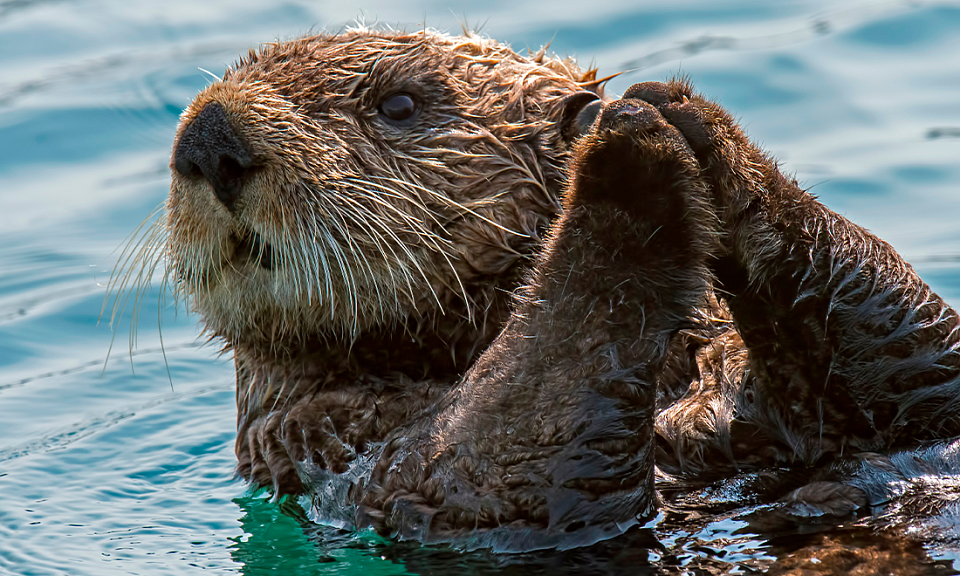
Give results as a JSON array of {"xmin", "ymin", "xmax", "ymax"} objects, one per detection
[
  {"xmin": 231, "ymin": 495, "xmax": 411, "ymax": 576},
  {"xmin": 230, "ymin": 491, "xmax": 959, "ymax": 575}
]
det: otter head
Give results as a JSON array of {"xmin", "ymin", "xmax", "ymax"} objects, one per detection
[{"xmin": 166, "ymin": 28, "xmax": 604, "ymax": 352}]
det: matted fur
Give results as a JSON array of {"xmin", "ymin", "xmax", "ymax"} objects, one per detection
[
  {"xmin": 108, "ymin": 28, "xmax": 960, "ymax": 553},
  {"xmin": 168, "ymin": 28, "xmax": 597, "ymax": 344}
]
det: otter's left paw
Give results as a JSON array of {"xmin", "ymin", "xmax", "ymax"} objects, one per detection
[
  {"xmin": 569, "ymin": 98, "xmax": 703, "ymax": 216},
  {"xmin": 620, "ymin": 80, "xmax": 786, "ymax": 217},
  {"xmin": 238, "ymin": 412, "xmax": 304, "ymax": 497},
  {"xmin": 237, "ymin": 396, "xmax": 366, "ymax": 498},
  {"xmin": 279, "ymin": 399, "xmax": 359, "ymax": 476}
]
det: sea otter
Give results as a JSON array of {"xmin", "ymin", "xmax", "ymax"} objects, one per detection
[{"xmin": 145, "ymin": 28, "xmax": 960, "ymax": 551}]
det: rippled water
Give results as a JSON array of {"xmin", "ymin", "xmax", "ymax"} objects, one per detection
[{"xmin": 2, "ymin": 0, "xmax": 959, "ymax": 574}]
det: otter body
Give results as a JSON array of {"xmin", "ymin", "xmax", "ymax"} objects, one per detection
[{"xmin": 139, "ymin": 28, "xmax": 960, "ymax": 551}]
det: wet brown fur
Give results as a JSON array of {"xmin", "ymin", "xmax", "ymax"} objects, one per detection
[
  {"xmin": 355, "ymin": 99, "xmax": 718, "ymax": 549},
  {"xmin": 125, "ymin": 28, "xmax": 960, "ymax": 550},
  {"xmin": 161, "ymin": 28, "xmax": 647, "ymax": 500},
  {"xmin": 628, "ymin": 80, "xmax": 960, "ymax": 472}
]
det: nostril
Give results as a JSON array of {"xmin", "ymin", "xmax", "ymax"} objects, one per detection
[
  {"xmin": 174, "ymin": 156, "xmax": 202, "ymax": 179},
  {"xmin": 173, "ymin": 102, "xmax": 254, "ymax": 210},
  {"xmin": 218, "ymin": 156, "xmax": 246, "ymax": 189}
]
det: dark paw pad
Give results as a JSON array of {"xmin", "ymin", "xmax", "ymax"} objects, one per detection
[
  {"xmin": 595, "ymin": 99, "xmax": 670, "ymax": 135},
  {"xmin": 591, "ymin": 99, "xmax": 696, "ymax": 163},
  {"xmin": 562, "ymin": 93, "xmax": 716, "ymax": 264},
  {"xmin": 621, "ymin": 81, "xmax": 716, "ymax": 156},
  {"xmin": 571, "ymin": 98, "xmax": 701, "ymax": 211}
]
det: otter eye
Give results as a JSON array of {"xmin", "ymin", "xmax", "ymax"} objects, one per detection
[{"xmin": 379, "ymin": 93, "xmax": 418, "ymax": 123}]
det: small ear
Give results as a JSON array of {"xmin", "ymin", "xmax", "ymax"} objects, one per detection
[{"xmin": 558, "ymin": 91, "xmax": 603, "ymax": 144}]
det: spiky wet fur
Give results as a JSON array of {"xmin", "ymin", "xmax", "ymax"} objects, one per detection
[
  {"xmin": 168, "ymin": 29, "xmax": 592, "ymax": 345},
  {"xmin": 633, "ymin": 80, "xmax": 960, "ymax": 476},
  {"xmin": 108, "ymin": 28, "xmax": 960, "ymax": 552},
  {"xmin": 355, "ymin": 100, "xmax": 717, "ymax": 549}
]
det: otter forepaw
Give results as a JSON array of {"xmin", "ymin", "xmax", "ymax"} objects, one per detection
[
  {"xmin": 238, "ymin": 401, "xmax": 361, "ymax": 498},
  {"xmin": 621, "ymin": 79, "xmax": 783, "ymax": 215},
  {"xmin": 280, "ymin": 401, "xmax": 358, "ymax": 476},
  {"xmin": 570, "ymin": 98, "xmax": 703, "ymax": 217},
  {"xmin": 622, "ymin": 80, "xmax": 741, "ymax": 161},
  {"xmin": 239, "ymin": 412, "xmax": 304, "ymax": 497}
]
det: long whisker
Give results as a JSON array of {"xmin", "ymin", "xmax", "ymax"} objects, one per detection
[
  {"xmin": 101, "ymin": 206, "xmax": 169, "ymax": 374},
  {"xmin": 348, "ymin": 180, "xmax": 472, "ymax": 319},
  {"xmin": 336, "ymin": 188, "xmax": 445, "ymax": 313},
  {"xmin": 367, "ymin": 175, "xmax": 525, "ymax": 238},
  {"xmin": 323, "ymin": 200, "xmax": 389, "ymax": 320},
  {"xmin": 326, "ymin": 194, "xmax": 417, "ymax": 319}
]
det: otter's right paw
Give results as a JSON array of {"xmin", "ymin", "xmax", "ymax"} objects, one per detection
[
  {"xmin": 569, "ymin": 98, "xmax": 703, "ymax": 218},
  {"xmin": 564, "ymin": 98, "xmax": 716, "ymax": 270}
]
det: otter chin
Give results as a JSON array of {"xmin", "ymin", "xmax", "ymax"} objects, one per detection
[{"xmin": 124, "ymin": 26, "xmax": 960, "ymax": 552}]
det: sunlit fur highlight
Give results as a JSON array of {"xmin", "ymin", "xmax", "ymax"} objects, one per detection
[{"xmin": 108, "ymin": 28, "xmax": 606, "ymax": 355}]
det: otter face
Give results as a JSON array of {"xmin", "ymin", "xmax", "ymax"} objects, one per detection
[{"xmin": 165, "ymin": 29, "xmax": 600, "ymax": 349}]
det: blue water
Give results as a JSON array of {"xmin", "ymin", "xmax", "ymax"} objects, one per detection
[{"xmin": 1, "ymin": 0, "xmax": 959, "ymax": 574}]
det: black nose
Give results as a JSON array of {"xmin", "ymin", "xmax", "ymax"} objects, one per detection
[{"xmin": 174, "ymin": 102, "xmax": 253, "ymax": 211}]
